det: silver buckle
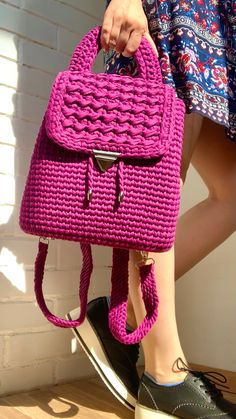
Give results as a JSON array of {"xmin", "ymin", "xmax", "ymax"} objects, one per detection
[
  {"xmin": 93, "ymin": 150, "xmax": 120, "ymax": 172},
  {"xmin": 135, "ymin": 251, "xmax": 155, "ymax": 268},
  {"xmin": 39, "ymin": 237, "xmax": 50, "ymax": 244}
]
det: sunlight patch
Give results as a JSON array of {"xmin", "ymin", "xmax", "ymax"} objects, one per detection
[
  {"xmin": 0, "ymin": 247, "xmax": 26, "ymax": 293},
  {"xmin": 71, "ymin": 337, "xmax": 77, "ymax": 354}
]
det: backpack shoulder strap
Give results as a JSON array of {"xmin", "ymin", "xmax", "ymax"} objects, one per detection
[
  {"xmin": 34, "ymin": 239, "xmax": 158, "ymax": 343},
  {"xmin": 109, "ymin": 248, "xmax": 159, "ymax": 345},
  {"xmin": 34, "ymin": 238, "xmax": 93, "ymax": 327}
]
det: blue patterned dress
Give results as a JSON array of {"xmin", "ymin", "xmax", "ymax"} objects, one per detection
[{"xmin": 105, "ymin": 0, "xmax": 236, "ymax": 141}]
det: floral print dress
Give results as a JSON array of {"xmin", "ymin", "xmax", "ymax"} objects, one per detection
[{"xmin": 105, "ymin": 0, "xmax": 236, "ymax": 141}]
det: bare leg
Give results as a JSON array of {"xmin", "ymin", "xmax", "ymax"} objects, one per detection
[
  {"xmin": 175, "ymin": 118, "xmax": 236, "ymax": 278},
  {"xmin": 127, "ymin": 112, "xmax": 204, "ymax": 329},
  {"xmin": 127, "ymin": 117, "xmax": 236, "ymax": 328},
  {"xmin": 126, "ymin": 112, "xmax": 205, "ymax": 382},
  {"xmin": 129, "ymin": 248, "xmax": 187, "ymax": 383},
  {"xmin": 127, "ymin": 116, "xmax": 236, "ymax": 383}
]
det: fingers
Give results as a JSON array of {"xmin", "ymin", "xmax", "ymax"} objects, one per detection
[
  {"xmin": 122, "ymin": 30, "xmax": 142, "ymax": 57},
  {"xmin": 101, "ymin": 7, "xmax": 157, "ymax": 57},
  {"xmin": 101, "ymin": 9, "xmax": 123, "ymax": 51},
  {"xmin": 101, "ymin": 17, "xmax": 113, "ymax": 52},
  {"xmin": 115, "ymin": 30, "xmax": 130, "ymax": 55},
  {"xmin": 143, "ymin": 32, "xmax": 159, "ymax": 57},
  {"xmin": 109, "ymin": 19, "xmax": 122, "ymax": 50},
  {"xmin": 101, "ymin": 24, "xmax": 143, "ymax": 56}
]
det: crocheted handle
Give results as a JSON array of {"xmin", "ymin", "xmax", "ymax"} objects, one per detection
[
  {"xmin": 69, "ymin": 26, "xmax": 162, "ymax": 83},
  {"xmin": 34, "ymin": 239, "xmax": 93, "ymax": 328},
  {"xmin": 109, "ymin": 248, "xmax": 159, "ymax": 344}
]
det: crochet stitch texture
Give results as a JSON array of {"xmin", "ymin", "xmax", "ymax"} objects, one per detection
[{"xmin": 20, "ymin": 26, "xmax": 185, "ymax": 344}]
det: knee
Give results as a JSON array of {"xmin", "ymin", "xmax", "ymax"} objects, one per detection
[
  {"xmin": 209, "ymin": 175, "xmax": 236, "ymax": 230},
  {"xmin": 209, "ymin": 169, "xmax": 236, "ymax": 203}
]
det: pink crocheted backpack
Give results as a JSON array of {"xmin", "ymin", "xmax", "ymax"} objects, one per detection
[{"xmin": 20, "ymin": 26, "xmax": 185, "ymax": 344}]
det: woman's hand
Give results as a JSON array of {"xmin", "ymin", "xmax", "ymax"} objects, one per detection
[{"xmin": 101, "ymin": 0, "xmax": 157, "ymax": 57}]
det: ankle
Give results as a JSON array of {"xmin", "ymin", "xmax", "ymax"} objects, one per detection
[
  {"xmin": 145, "ymin": 357, "xmax": 189, "ymax": 384},
  {"xmin": 145, "ymin": 368, "xmax": 187, "ymax": 384}
]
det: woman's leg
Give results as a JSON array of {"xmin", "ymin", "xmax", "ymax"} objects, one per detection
[
  {"xmin": 130, "ymin": 117, "xmax": 236, "ymax": 417},
  {"xmin": 175, "ymin": 117, "xmax": 236, "ymax": 278},
  {"xmin": 127, "ymin": 116, "xmax": 236, "ymax": 328},
  {"xmin": 127, "ymin": 112, "xmax": 204, "ymax": 330},
  {"xmin": 128, "ymin": 113, "xmax": 203, "ymax": 381},
  {"xmin": 129, "ymin": 247, "xmax": 187, "ymax": 383}
]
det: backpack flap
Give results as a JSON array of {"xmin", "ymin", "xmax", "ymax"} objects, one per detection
[{"xmin": 45, "ymin": 68, "xmax": 177, "ymax": 159}]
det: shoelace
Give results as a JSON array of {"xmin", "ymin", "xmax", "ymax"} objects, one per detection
[{"xmin": 175, "ymin": 357, "xmax": 236, "ymax": 398}]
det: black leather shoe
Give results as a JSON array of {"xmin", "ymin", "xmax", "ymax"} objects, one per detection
[
  {"xmin": 67, "ymin": 297, "xmax": 140, "ymax": 410},
  {"xmin": 136, "ymin": 360, "xmax": 236, "ymax": 418}
]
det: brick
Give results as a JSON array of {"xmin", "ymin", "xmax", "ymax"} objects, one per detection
[
  {"xmin": 16, "ymin": 92, "xmax": 47, "ymax": 123},
  {"xmin": 54, "ymin": 295, "xmax": 82, "ymax": 320},
  {"xmin": 0, "ymin": 174, "xmax": 15, "ymax": 205},
  {"xmin": 0, "ymin": 300, "xmax": 54, "ymax": 331},
  {"xmin": 15, "ymin": 145, "xmax": 34, "ymax": 177},
  {"xmin": 0, "ymin": 206, "xmax": 14, "ymax": 235},
  {"xmin": 54, "ymin": 287, "xmax": 96, "ymax": 322},
  {"xmin": 15, "ymin": 174, "xmax": 26, "ymax": 208},
  {"xmin": 59, "ymin": 0, "xmax": 104, "ymax": 21},
  {"xmin": 0, "ymin": 261, "xmax": 87, "ymax": 304},
  {"xmin": 57, "ymin": 240, "xmax": 82, "ymax": 270},
  {"xmin": 57, "ymin": 27, "xmax": 83, "ymax": 56},
  {"xmin": 6, "ymin": 0, "xmax": 22, "ymax": 6},
  {"xmin": 22, "ymin": 0, "xmax": 99, "ymax": 33},
  {"xmin": 0, "ymin": 3, "xmax": 57, "ymax": 48},
  {"xmin": 19, "ymin": 39, "xmax": 69, "ymax": 74},
  {"xmin": 91, "ymin": 267, "xmax": 111, "ymax": 296},
  {"xmin": 92, "ymin": 245, "xmax": 112, "ymax": 267},
  {"xmin": 12, "ymin": 118, "xmax": 38, "ymax": 148},
  {"xmin": 0, "ymin": 237, "xmax": 57, "ymax": 270},
  {"xmin": 0, "ymin": 86, "xmax": 16, "ymax": 116},
  {"xmin": 55, "ymin": 353, "xmax": 94, "ymax": 383},
  {"xmin": 0, "ymin": 57, "xmax": 18, "ymax": 88},
  {"xmin": 0, "ymin": 361, "xmax": 54, "ymax": 395},
  {"xmin": 0, "ymin": 30, "xmax": 18, "ymax": 61},
  {"xmin": 0, "ymin": 336, "xmax": 5, "ymax": 368},
  {"xmin": 17, "ymin": 65, "xmax": 54, "ymax": 100},
  {"xmin": 22, "ymin": 266, "xmax": 110, "ymax": 301},
  {"xmin": 23, "ymin": 269, "xmax": 82, "ymax": 297},
  {"xmin": 14, "ymin": 208, "xmax": 30, "ymax": 237},
  {"xmin": 0, "ymin": 244, "xmax": 26, "ymax": 294},
  {"xmin": 0, "ymin": 144, "xmax": 15, "ymax": 176},
  {"xmin": 0, "ymin": 115, "xmax": 17, "ymax": 146},
  {"xmin": 6, "ymin": 329, "xmax": 72, "ymax": 367},
  {"xmin": 0, "ymin": 271, "xmax": 25, "ymax": 299}
]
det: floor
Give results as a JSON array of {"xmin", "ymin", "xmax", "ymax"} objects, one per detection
[{"xmin": 0, "ymin": 365, "xmax": 235, "ymax": 419}]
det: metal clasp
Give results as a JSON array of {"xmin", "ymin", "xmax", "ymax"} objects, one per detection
[
  {"xmin": 135, "ymin": 250, "xmax": 155, "ymax": 269},
  {"xmin": 93, "ymin": 149, "xmax": 120, "ymax": 172},
  {"xmin": 39, "ymin": 237, "xmax": 50, "ymax": 244}
]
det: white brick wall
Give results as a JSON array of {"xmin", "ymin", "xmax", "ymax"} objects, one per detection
[{"xmin": 0, "ymin": 0, "xmax": 110, "ymax": 396}]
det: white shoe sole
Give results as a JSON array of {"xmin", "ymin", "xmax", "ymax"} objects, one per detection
[
  {"xmin": 135, "ymin": 403, "xmax": 175, "ymax": 418},
  {"xmin": 66, "ymin": 308, "xmax": 137, "ymax": 411}
]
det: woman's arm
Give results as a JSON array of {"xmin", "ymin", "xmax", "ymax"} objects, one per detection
[{"xmin": 101, "ymin": 0, "xmax": 153, "ymax": 56}]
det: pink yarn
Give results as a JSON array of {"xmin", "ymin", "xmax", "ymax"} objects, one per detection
[{"xmin": 20, "ymin": 26, "xmax": 185, "ymax": 344}]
